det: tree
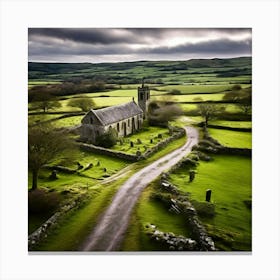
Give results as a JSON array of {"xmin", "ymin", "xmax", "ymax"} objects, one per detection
[
  {"xmin": 147, "ymin": 100, "xmax": 183, "ymax": 127},
  {"xmin": 197, "ymin": 103, "xmax": 225, "ymax": 127},
  {"xmin": 28, "ymin": 124, "xmax": 73, "ymax": 190},
  {"xmin": 68, "ymin": 97, "xmax": 95, "ymax": 112},
  {"xmin": 31, "ymin": 92, "xmax": 61, "ymax": 113},
  {"xmin": 38, "ymin": 99, "xmax": 61, "ymax": 113},
  {"xmin": 223, "ymin": 86, "xmax": 252, "ymax": 115}
]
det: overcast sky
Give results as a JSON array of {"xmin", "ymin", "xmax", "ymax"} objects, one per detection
[{"xmin": 28, "ymin": 28, "xmax": 252, "ymax": 63}]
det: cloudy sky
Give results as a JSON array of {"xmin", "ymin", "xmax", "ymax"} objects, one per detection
[{"xmin": 28, "ymin": 28, "xmax": 252, "ymax": 63}]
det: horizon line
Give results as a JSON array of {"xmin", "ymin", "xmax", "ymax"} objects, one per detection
[{"xmin": 28, "ymin": 55, "xmax": 252, "ymax": 64}]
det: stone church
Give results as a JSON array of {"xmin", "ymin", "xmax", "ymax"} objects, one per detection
[{"xmin": 81, "ymin": 82, "xmax": 150, "ymax": 144}]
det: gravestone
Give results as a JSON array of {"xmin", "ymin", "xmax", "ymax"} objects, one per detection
[
  {"xmin": 189, "ymin": 170, "xmax": 195, "ymax": 182},
  {"xmin": 206, "ymin": 189, "xmax": 212, "ymax": 202},
  {"xmin": 49, "ymin": 170, "xmax": 58, "ymax": 180}
]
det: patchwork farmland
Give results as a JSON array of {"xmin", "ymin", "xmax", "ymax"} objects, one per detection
[{"xmin": 28, "ymin": 57, "xmax": 252, "ymax": 252}]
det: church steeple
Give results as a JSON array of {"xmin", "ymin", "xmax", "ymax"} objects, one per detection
[{"xmin": 137, "ymin": 78, "xmax": 150, "ymax": 118}]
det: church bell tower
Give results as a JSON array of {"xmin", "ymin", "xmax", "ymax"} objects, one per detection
[{"xmin": 137, "ymin": 78, "xmax": 150, "ymax": 118}]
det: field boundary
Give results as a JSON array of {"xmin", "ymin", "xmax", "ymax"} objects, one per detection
[
  {"xmin": 78, "ymin": 128, "xmax": 186, "ymax": 162},
  {"xmin": 29, "ymin": 112, "xmax": 85, "ymax": 127}
]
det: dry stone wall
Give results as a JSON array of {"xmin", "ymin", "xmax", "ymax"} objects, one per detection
[
  {"xmin": 28, "ymin": 193, "xmax": 88, "ymax": 250},
  {"xmin": 156, "ymin": 179, "xmax": 216, "ymax": 251},
  {"xmin": 78, "ymin": 128, "xmax": 186, "ymax": 162}
]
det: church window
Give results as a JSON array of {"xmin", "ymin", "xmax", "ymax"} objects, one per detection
[
  {"xmin": 117, "ymin": 123, "xmax": 120, "ymax": 132},
  {"xmin": 128, "ymin": 119, "xmax": 130, "ymax": 127},
  {"xmin": 90, "ymin": 117, "xmax": 93, "ymax": 124}
]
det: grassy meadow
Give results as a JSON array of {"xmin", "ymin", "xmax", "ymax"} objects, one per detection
[
  {"xmin": 208, "ymin": 128, "xmax": 252, "ymax": 148},
  {"xmin": 169, "ymin": 155, "xmax": 252, "ymax": 251}
]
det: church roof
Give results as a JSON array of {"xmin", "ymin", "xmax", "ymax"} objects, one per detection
[{"xmin": 89, "ymin": 101, "xmax": 143, "ymax": 126}]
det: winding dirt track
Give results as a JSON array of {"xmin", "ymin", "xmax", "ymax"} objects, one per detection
[{"xmin": 80, "ymin": 126, "xmax": 198, "ymax": 251}]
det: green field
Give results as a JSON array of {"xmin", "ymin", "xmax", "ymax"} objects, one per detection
[
  {"xmin": 154, "ymin": 93, "xmax": 226, "ymax": 103},
  {"xmin": 28, "ymin": 114, "xmax": 63, "ymax": 125},
  {"xmin": 209, "ymin": 120, "xmax": 252, "ymax": 128},
  {"xmin": 154, "ymin": 84, "xmax": 250, "ymax": 94},
  {"xmin": 52, "ymin": 116, "xmax": 83, "ymax": 128},
  {"xmin": 169, "ymin": 155, "xmax": 252, "ymax": 250},
  {"xmin": 208, "ymin": 128, "xmax": 252, "ymax": 148}
]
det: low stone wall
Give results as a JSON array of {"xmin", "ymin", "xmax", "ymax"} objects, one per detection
[
  {"xmin": 150, "ymin": 180, "xmax": 216, "ymax": 251},
  {"xmin": 28, "ymin": 193, "xmax": 88, "ymax": 250},
  {"xmin": 44, "ymin": 165, "xmax": 77, "ymax": 174},
  {"xmin": 146, "ymin": 224, "xmax": 198, "ymax": 251},
  {"xmin": 79, "ymin": 143, "xmax": 140, "ymax": 162},
  {"xmin": 142, "ymin": 129, "xmax": 186, "ymax": 158},
  {"xmin": 206, "ymin": 124, "xmax": 251, "ymax": 132},
  {"xmin": 29, "ymin": 112, "xmax": 85, "ymax": 127},
  {"xmin": 78, "ymin": 128, "xmax": 186, "ymax": 162},
  {"xmin": 217, "ymin": 146, "xmax": 252, "ymax": 156}
]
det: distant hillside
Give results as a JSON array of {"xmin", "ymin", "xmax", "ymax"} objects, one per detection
[
  {"xmin": 28, "ymin": 57, "xmax": 252, "ymax": 84},
  {"xmin": 184, "ymin": 57, "xmax": 251, "ymax": 68}
]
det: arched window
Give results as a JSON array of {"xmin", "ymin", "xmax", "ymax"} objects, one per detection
[
  {"xmin": 117, "ymin": 123, "xmax": 120, "ymax": 132},
  {"xmin": 90, "ymin": 117, "xmax": 93, "ymax": 124},
  {"xmin": 128, "ymin": 119, "xmax": 130, "ymax": 127}
]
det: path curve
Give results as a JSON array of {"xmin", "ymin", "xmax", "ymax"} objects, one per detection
[{"xmin": 80, "ymin": 126, "xmax": 198, "ymax": 251}]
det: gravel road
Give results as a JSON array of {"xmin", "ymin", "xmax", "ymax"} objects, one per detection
[{"xmin": 80, "ymin": 126, "xmax": 198, "ymax": 251}]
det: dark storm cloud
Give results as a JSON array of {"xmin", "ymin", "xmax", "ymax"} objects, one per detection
[
  {"xmin": 29, "ymin": 28, "xmax": 251, "ymax": 45},
  {"xmin": 28, "ymin": 28, "xmax": 252, "ymax": 62},
  {"xmin": 29, "ymin": 28, "xmax": 147, "ymax": 45},
  {"xmin": 147, "ymin": 39, "xmax": 252, "ymax": 55}
]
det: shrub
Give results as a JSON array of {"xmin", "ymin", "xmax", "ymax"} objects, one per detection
[
  {"xmin": 196, "ymin": 151, "xmax": 212, "ymax": 161},
  {"xmin": 169, "ymin": 89, "xmax": 181, "ymax": 95},
  {"xmin": 181, "ymin": 158, "xmax": 198, "ymax": 167},
  {"xmin": 198, "ymin": 139, "xmax": 218, "ymax": 148},
  {"xmin": 150, "ymin": 192, "xmax": 173, "ymax": 207},
  {"xmin": 231, "ymin": 84, "xmax": 242, "ymax": 91},
  {"xmin": 96, "ymin": 128, "xmax": 118, "ymax": 148},
  {"xmin": 28, "ymin": 189, "xmax": 61, "ymax": 215},
  {"xmin": 191, "ymin": 200, "xmax": 216, "ymax": 218}
]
